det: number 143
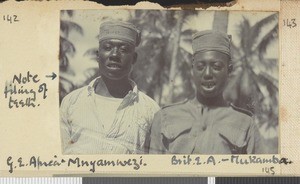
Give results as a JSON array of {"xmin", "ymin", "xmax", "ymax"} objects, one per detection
[{"xmin": 283, "ymin": 19, "xmax": 297, "ymax": 28}]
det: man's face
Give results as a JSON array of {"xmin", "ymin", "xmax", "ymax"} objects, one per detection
[
  {"xmin": 192, "ymin": 51, "xmax": 230, "ymax": 98},
  {"xmin": 98, "ymin": 39, "xmax": 137, "ymax": 80}
]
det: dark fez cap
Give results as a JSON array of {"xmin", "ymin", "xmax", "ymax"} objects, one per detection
[
  {"xmin": 192, "ymin": 30, "xmax": 231, "ymax": 56},
  {"xmin": 99, "ymin": 20, "xmax": 141, "ymax": 46}
]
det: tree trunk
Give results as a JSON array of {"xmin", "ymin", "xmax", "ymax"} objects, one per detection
[
  {"xmin": 168, "ymin": 11, "xmax": 184, "ymax": 103},
  {"xmin": 213, "ymin": 11, "xmax": 229, "ymax": 33}
]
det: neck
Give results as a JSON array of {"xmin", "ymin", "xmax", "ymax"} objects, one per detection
[
  {"xmin": 95, "ymin": 76, "xmax": 133, "ymax": 98},
  {"xmin": 196, "ymin": 93, "xmax": 228, "ymax": 107}
]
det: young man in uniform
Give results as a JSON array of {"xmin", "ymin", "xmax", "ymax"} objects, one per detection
[
  {"xmin": 150, "ymin": 30, "xmax": 265, "ymax": 154},
  {"xmin": 60, "ymin": 21, "xmax": 160, "ymax": 154}
]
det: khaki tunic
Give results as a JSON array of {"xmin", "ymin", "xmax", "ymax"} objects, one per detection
[{"xmin": 149, "ymin": 99, "xmax": 265, "ymax": 154}]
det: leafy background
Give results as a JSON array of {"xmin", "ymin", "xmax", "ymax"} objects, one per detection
[{"xmin": 59, "ymin": 10, "xmax": 279, "ymax": 153}]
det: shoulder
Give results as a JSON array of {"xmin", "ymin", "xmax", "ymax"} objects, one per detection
[
  {"xmin": 161, "ymin": 99, "xmax": 190, "ymax": 111},
  {"xmin": 138, "ymin": 91, "xmax": 159, "ymax": 106},
  {"xmin": 162, "ymin": 99, "xmax": 189, "ymax": 109},
  {"xmin": 156, "ymin": 99, "xmax": 194, "ymax": 123},
  {"xmin": 152, "ymin": 99, "xmax": 194, "ymax": 138},
  {"xmin": 138, "ymin": 91, "xmax": 158, "ymax": 106},
  {"xmin": 226, "ymin": 103, "xmax": 255, "ymax": 130},
  {"xmin": 230, "ymin": 103, "xmax": 253, "ymax": 117},
  {"xmin": 60, "ymin": 86, "xmax": 88, "ymax": 108},
  {"xmin": 138, "ymin": 91, "xmax": 160, "ymax": 111}
]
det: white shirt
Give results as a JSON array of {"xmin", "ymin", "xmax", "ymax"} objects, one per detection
[
  {"xmin": 94, "ymin": 95, "xmax": 122, "ymax": 132},
  {"xmin": 60, "ymin": 77, "xmax": 160, "ymax": 154}
]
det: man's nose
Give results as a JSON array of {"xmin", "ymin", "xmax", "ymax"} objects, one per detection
[
  {"xmin": 110, "ymin": 47, "xmax": 121, "ymax": 60},
  {"xmin": 203, "ymin": 66, "xmax": 213, "ymax": 79}
]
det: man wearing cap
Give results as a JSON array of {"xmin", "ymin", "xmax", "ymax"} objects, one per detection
[
  {"xmin": 149, "ymin": 30, "xmax": 264, "ymax": 154},
  {"xmin": 60, "ymin": 21, "xmax": 160, "ymax": 154}
]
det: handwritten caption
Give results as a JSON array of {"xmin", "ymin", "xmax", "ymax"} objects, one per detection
[
  {"xmin": 6, "ymin": 155, "xmax": 147, "ymax": 173},
  {"xmin": 283, "ymin": 18, "xmax": 297, "ymax": 28},
  {"xmin": 5, "ymin": 155, "xmax": 292, "ymax": 174},
  {"xmin": 4, "ymin": 71, "xmax": 48, "ymax": 108},
  {"xmin": 2, "ymin": 15, "xmax": 19, "ymax": 24},
  {"xmin": 172, "ymin": 155, "xmax": 292, "ymax": 175}
]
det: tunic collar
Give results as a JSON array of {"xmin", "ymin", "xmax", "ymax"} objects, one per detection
[{"xmin": 189, "ymin": 97, "xmax": 230, "ymax": 109}]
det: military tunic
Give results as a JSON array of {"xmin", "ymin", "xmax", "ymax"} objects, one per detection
[{"xmin": 149, "ymin": 98, "xmax": 265, "ymax": 154}]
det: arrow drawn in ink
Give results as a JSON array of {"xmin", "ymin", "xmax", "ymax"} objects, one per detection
[{"xmin": 45, "ymin": 72, "xmax": 57, "ymax": 80}]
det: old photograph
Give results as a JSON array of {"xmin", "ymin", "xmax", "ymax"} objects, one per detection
[{"xmin": 59, "ymin": 10, "xmax": 279, "ymax": 155}]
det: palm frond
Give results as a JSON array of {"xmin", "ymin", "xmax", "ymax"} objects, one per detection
[
  {"xmin": 231, "ymin": 42, "xmax": 243, "ymax": 59},
  {"xmin": 258, "ymin": 72, "xmax": 278, "ymax": 91},
  {"xmin": 84, "ymin": 48, "xmax": 98, "ymax": 60},
  {"xmin": 257, "ymin": 58, "xmax": 278, "ymax": 72},
  {"xmin": 250, "ymin": 13, "xmax": 278, "ymax": 40},
  {"xmin": 60, "ymin": 20, "xmax": 84, "ymax": 37},
  {"xmin": 237, "ymin": 17, "xmax": 252, "ymax": 55},
  {"xmin": 249, "ymin": 13, "xmax": 278, "ymax": 52},
  {"xmin": 59, "ymin": 55, "xmax": 69, "ymax": 72},
  {"xmin": 60, "ymin": 36, "xmax": 76, "ymax": 55},
  {"xmin": 254, "ymin": 24, "xmax": 278, "ymax": 59}
]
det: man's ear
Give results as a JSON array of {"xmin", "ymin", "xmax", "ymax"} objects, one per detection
[
  {"xmin": 228, "ymin": 63, "xmax": 233, "ymax": 73},
  {"xmin": 191, "ymin": 58, "xmax": 195, "ymax": 68},
  {"xmin": 132, "ymin": 52, "xmax": 138, "ymax": 65},
  {"xmin": 96, "ymin": 50, "xmax": 100, "ymax": 62},
  {"xmin": 191, "ymin": 58, "xmax": 195, "ymax": 77}
]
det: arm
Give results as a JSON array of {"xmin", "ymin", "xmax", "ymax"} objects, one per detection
[
  {"xmin": 149, "ymin": 111, "xmax": 168, "ymax": 154},
  {"xmin": 60, "ymin": 96, "xmax": 72, "ymax": 153},
  {"xmin": 143, "ymin": 98, "xmax": 160, "ymax": 154},
  {"xmin": 247, "ymin": 121, "xmax": 266, "ymax": 154}
]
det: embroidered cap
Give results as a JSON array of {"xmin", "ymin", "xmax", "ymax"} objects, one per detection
[
  {"xmin": 99, "ymin": 20, "xmax": 141, "ymax": 46},
  {"xmin": 192, "ymin": 30, "xmax": 231, "ymax": 56}
]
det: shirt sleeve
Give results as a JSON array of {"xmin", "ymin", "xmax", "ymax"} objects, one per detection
[
  {"xmin": 60, "ymin": 95, "xmax": 72, "ymax": 153},
  {"xmin": 143, "ymin": 100, "xmax": 160, "ymax": 153},
  {"xmin": 247, "ymin": 120, "xmax": 266, "ymax": 154},
  {"xmin": 149, "ymin": 111, "xmax": 168, "ymax": 154}
]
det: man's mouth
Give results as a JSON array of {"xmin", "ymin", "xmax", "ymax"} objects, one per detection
[
  {"xmin": 201, "ymin": 81, "xmax": 216, "ymax": 90},
  {"xmin": 106, "ymin": 63, "xmax": 122, "ymax": 70}
]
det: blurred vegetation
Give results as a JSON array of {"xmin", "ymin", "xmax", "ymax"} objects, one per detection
[
  {"xmin": 59, "ymin": 10, "xmax": 83, "ymax": 103},
  {"xmin": 59, "ymin": 10, "xmax": 279, "ymax": 153}
]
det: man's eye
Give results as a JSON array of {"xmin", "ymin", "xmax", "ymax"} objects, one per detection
[
  {"xmin": 119, "ymin": 46, "xmax": 129, "ymax": 53},
  {"xmin": 102, "ymin": 44, "xmax": 112, "ymax": 51},
  {"xmin": 196, "ymin": 65, "xmax": 205, "ymax": 70},
  {"xmin": 212, "ymin": 64, "xmax": 223, "ymax": 71}
]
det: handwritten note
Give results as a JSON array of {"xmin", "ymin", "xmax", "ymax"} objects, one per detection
[
  {"xmin": 283, "ymin": 18, "xmax": 297, "ymax": 28},
  {"xmin": 6, "ymin": 155, "xmax": 147, "ymax": 173},
  {"xmin": 171, "ymin": 155, "xmax": 292, "ymax": 175},
  {"xmin": 4, "ymin": 71, "xmax": 49, "ymax": 108},
  {"xmin": 2, "ymin": 14, "xmax": 19, "ymax": 24}
]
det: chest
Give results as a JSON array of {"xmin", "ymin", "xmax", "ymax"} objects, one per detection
[
  {"xmin": 163, "ymin": 109, "xmax": 250, "ymax": 154},
  {"xmin": 67, "ymin": 96, "xmax": 150, "ymax": 139}
]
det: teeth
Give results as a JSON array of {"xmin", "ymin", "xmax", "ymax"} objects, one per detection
[
  {"xmin": 108, "ymin": 64, "xmax": 120, "ymax": 69},
  {"xmin": 203, "ymin": 82, "xmax": 215, "ymax": 88}
]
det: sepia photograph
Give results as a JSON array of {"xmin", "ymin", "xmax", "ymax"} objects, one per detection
[{"xmin": 59, "ymin": 10, "xmax": 279, "ymax": 155}]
